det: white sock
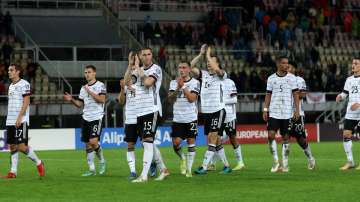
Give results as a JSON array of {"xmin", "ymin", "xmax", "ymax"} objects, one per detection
[
  {"xmin": 10, "ymin": 151, "xmax": 19, "ymax": 174},
  {"xmin": 282, "ymin": 142, "xmax": 290, "ymax": 167},
  {"xmin": 343, "ymin": 139, "xmax": 354, "ymax": 163},
  {"xmin": 234, "ymin": 144, "xmax": 243, "ymax": 163},
  {"xmin": 153, "ymin": 145, "xmax": 166, "ymax": 172},
  {"xmin": 86, "ymin": 150, "xmax": 96, "ymax": 171},
  {"xmin": 127, "ymin": 151, "xmax": 136, "ymax": 173},
  {"xmin": 95, "ymin": 145, "xmax": 105, "ymax": 163},
  {"xmin": 187, "ymin": 144, "xmax": 196, "ymax": 172},
  {"xmin": 140, "ymin": 142, "xmax": 153, "ymax": 178},
  {"xmin": 25, "ymin": 147, "xmax": 41, "ymax": 165},
  {"xmin": 201, "ymin": 144, "xmax": 216, "ymax": 169},
  {"xmin": 303, "ymin": 144, "xmax": 314, "ymax": 160},
  {"xmin": 216, "ymin": 145, "xmax": 230, "ymax": 167},
  {"xmin": 269, "ymin": 139, "xmax": 279, "ymax": 162}
]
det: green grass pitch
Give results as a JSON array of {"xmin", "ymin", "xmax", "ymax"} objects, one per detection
[{"xmin": 0, "ymin": 142, "xmax": 359, "ymax": 202}]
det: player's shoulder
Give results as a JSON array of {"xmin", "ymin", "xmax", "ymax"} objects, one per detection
[
  {"xmin": 96, "ymin": 80, "xmax": 105, "ymax": 86},
  {"xmin": 296, "ymin": 76, "xmax": 305, "ymax": 82},
  {"xmin": 190, "ymin": 77, "xmax": 200, "ymax": 84},
  {"xmin": 346, "ymin": 75, "xmax": 355, "ymax": 81},
  {"xmin": 19, "ymin": 79, "xmax": 30, "ymax": 86},
  {"xmin": 267, "ymin": 73, "xmax": 277, "ymax": 80},
  {"xmin": 224, "ymin": 78, "xmax": 235, "ymax": 85}
]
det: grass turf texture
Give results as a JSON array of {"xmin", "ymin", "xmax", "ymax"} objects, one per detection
[{"xmin": 0, "ymin": 142, "xmax": 359, "ymax": 202}]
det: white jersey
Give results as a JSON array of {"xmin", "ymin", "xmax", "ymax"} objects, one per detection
[
  {"xmin": 124, "ymin": 70, "xmax": 141, "ymax": 124},
  {"xmin": 344, "ymin": 75, "xmax": 360, "ymax": 120},
  {"xmin": 6, "ymin": 79, "xmax": 31, "ymax": 126},
  {"xmin": 169, "ymin": 78, "xmax": 200, "ymax": 123},
  {"xmin": 223, "ymin": 78, "xmax": 237, "ymax": 123},
  {"xmin": 266, "ymin": 73, "xmax": 298, "ymax": 119},
  {"xmin": 296, "ymin": 76, "xmax": 306, "ymax": 116},
  {"xmin": 79, "ymin": 80, "xmax": 106, "ymax": 122},
  {"xmin": 136, "ymin": 64, "xmax": 162, "ymax": 117},
  {"xmin": 200, "ymin": 70, "xmax": 226, "ymax": 113}
]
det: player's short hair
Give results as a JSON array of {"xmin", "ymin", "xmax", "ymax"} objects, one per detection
[
  {"xmin": 140, "ymin": 47, "xmax": 153, "ymax": 53},
  {"xmin": 85, "ymin": 65, "xmax": 96, "ymax": 72},
  {"xmin": 9, "ymin": 63, "xmax": 23, "ymax": 77},
  {"xmin": 178, "ymin": 61, "xmax": 191, "ymax": 67},
  {"xmin": 277, "ymin": 55, "xmax": 289, "ymax": 62},
  {"xmin": 354, "ymin": 55, "xmax": 360, "ymax": 61},
  {"xmin": 211, "ymin": 56, "xmax": 223, "ymax": 69},
  {"xmin": 9, "ymin": 63, "xmax": 21, "ymax": 72}
]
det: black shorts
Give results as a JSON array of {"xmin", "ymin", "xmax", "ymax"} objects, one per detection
[
  {"xmin": 171, "ymin": 121, "xmax": 198, "ymax": 139},
  {"xmin": 137, "ymin": 112, "xmax": 160, "ymax": 139},
  {"xmin": 124, "ymin": 124, "xmax": 140, "ymax": 143},
  {"xmin": 222, "ymin": 119, "xmax": 236, "ymax": 137},
  {"xmin": 203, "ymin": 109, "xmax": 226, "ymax": 136},
  {"xmin": 267, "ymin": 117, "xmax": 291, "ymax": 136},
  {"xmin": 81, "ymin": 119, "xmax": 103, "ymax": 143},
  {"xmin": 6, "ymin": 123, "xmax": 28, "ymax": 145},
  {"xmin": 344, "ymin": 119, "xmax": 360, "ymax": 133},
  {"xmin": 289, "ymin": 116, "xmax": 306, "ymax": 138}
]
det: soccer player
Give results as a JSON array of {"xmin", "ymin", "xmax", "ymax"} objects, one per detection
[
  {"xmin": 263, "ymin": 56, "xmax": 300, "ymax": 173},
  {"xmin": 168, "ymin": 61, "xmax": 200, "ymax": 177},
  {"xmin": 118, "ymin": 52, "xmax": 141, "ymax": 180},
  {"xmin": 288, "ymin": 64, "xmax": 315, "ymax": 170},
  {"xmin": 336, "ymin": 57, "xmax": 360, "ymax": 170},
  {"xmin": 132, "ymin": 47, "xmax": 169, "ymax": 182},
  {"xmin": 3, "ymin": 64, "xmax": 45, "ymax": 178},
  {"xmin": 191, "ymin": 44, "xmax": 232, "ymax": 174},
  {"xmin": 208, "ymin": 78, "xmax": 245, "ymax": 171},
  {"xmin": 64, "ymin": 65, "xmax": 106, "ymax": 176}
]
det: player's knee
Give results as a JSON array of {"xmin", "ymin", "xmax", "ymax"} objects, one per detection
[
  {"xmin": 17, "ymin": 144, "xmax": 27, "ymax": 153},
  {"xmin": 9, "ymin": 144, "xmax": 17, "ymax": 152},
  {"xmin": 343, "ymin": 130, "xmax": 352, "ymax": 139},
  {"xmin": 268, "ymin": 131, "xmax": 276, "ymax": 140},
  {"xmin": 89, "ymin": 138, "xmax": 99, "ymax": 147},
  {"xmin": 127, "ymin": 143, "xmax": 135, "ymax": 151}
]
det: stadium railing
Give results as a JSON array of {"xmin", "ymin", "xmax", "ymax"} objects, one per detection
[
  {"xmin": 12, "ymin": 17, "xmax": 73, "ymax": 94},
  {"xmin": 2, "ymin": 0, "xmax": 101, "ymax": 9}
]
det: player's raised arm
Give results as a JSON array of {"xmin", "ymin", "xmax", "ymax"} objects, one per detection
[
  {"xmin": 206, "ymin": 46, "xmax": 225, "ymax": 78},
  {"xmin": 124, "ymin": 52, "xmax": 135, "ymax": 86},
  {"xmin": 190, "ymin": 44, "xmax": 206, "ymax": 78},
  {"xmin": 64, "ymin": 92, "xmax": 83, "ymax": 108}
]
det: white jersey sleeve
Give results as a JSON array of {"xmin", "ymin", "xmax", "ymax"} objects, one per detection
[
  {"xmin": 169, "ymin": 80, "xmax": 177, "ymax": 91},
  {"xmin": 296, "ymin": 76, "xmax": 306, "ymax": 116}
]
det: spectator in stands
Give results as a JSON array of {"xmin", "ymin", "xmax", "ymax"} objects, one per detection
[
  {"xmin": 4, "ymin": 11, "xmax": 12, "ymax": 35},
  {"xmin": 2, "ymin": 41, "xmax": 13, "ymax": 67}
]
